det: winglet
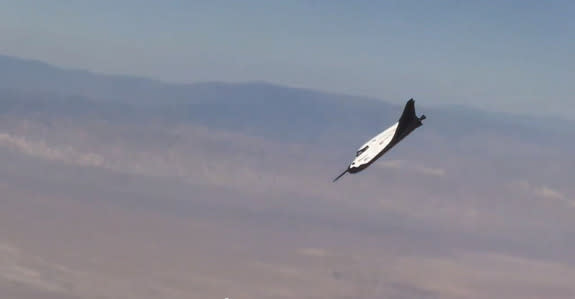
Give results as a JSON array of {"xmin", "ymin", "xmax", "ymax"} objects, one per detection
[{"xmin": 393, "ymin": 98, "xmax": 421, "ymax": 135}]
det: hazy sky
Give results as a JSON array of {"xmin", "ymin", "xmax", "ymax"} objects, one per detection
[{"xmin": 0, "ymin": 0, "xmax": 573, "ymax": 118}]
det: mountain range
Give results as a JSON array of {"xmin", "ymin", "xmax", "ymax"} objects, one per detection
[
  {"xmin": 1, "ymin": 54, "xmax": 573, "ymax": 147},
  {"xmin": 0, "ymin": 54, "xmax": 574, "ymax": 298}
]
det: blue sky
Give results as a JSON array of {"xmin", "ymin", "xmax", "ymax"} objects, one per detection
[{"xmin": 0, "ymin": 0, "xmax": 573, "ymax": 118}]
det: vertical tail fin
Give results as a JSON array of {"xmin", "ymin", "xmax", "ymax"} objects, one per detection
[{"xmin": 394, "ymin": 98, "xmax": 421, "ymax": 135}]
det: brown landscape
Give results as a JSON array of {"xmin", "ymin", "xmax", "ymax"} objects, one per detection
[
  {"xmin": 0, "ymin": 54, "xmax": 573, "ymax": 298},
  {"xmin": 0, "ymin": 113, "xmax": 574, "ymax": 299}
]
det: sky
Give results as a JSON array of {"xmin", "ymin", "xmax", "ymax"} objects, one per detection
[{"xmin": 0, "ymin": 0, "xmax": 573, "ymax": 118}]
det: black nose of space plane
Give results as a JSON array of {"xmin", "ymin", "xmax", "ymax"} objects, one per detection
[{"xmin": 348, "ymin": 163, "xmax": 361, "ymax": 173}]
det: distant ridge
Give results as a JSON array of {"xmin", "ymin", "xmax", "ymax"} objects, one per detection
[{"xmin": 0, "ymin": 54, "xmax": 573, "ymax": 147}]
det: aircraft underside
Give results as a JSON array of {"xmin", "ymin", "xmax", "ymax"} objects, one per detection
[{"xmin": 332, "ymin": 98, "xmax": 425, "ymax": 182}]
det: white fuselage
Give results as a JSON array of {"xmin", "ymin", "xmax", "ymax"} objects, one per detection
[
  {"xmin": 349, "ymin": 122, "xmax": 398, "ymax": 170},
  {"xmin": 332, "ymin": 98, "xmax": 425, "ymax": 182}
]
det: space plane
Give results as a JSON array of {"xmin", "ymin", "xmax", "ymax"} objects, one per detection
[{"xmin": 332, "ymin": 98, "xmax": 426, "ymax": 182}]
